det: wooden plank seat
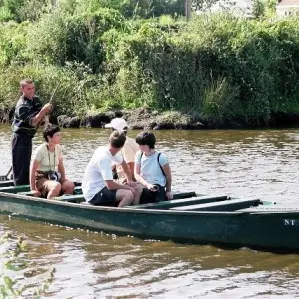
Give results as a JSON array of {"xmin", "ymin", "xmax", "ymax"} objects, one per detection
[
  {"xmin": 18, "ymin": 191, "xmax": 35, "ymax": 196},
  {"xmin": 15, "ymin": 189, "xmax": 84, "ymax": 204},
  {"xmin": 56, "ymin": 194, "xmax": 85, "ymax": 203},
  {"xmin": 173, "ymin": 191, "xmax": 197, "ymax": 199},
  {"xmin": 129, "ymin": 195, "xmax": 230, "ymax": 210},
  {"xmin": 171, "ymin": 198, "xmax": 261, "ymax": 212},
  {"xmin": 17, "ymin": 185, "xmax": 82, "ymax": 197},
  {"xmin": 1, "ymin": 185, "xmax": 30, "ymax": 194},
  {"xmin": 0, "ymin": 180, "xmax": 14, "ymax": 188}
]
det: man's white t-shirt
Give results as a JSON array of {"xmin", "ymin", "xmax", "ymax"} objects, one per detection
[
  {"xmin": 135, "ymin": 151, "xmax": 168, "ymax": 187},
  {"xmin": 82, "ymin": 146, "xmax": 123, "ymax": 201}
]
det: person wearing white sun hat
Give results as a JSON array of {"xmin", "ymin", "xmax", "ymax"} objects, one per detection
[
  {"xmin": 105, "ymin": 117, "xmax": 139, "ymax": 182},
  {"xmin": 105, "ymin": 118, "xmax": 129, "ymax": 134}
]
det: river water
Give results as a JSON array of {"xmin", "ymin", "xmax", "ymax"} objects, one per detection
[{"xmin": 1, "ymin": 124, "xmax": 299, "ymax": 298}]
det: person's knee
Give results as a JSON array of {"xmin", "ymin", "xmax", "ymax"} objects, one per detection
[
  {"xmin": 51, "ymin": 182, "xmax": 61, "ymax": 194},
  {"xmin": 134, "ymin": 184, "xmax": 143, "ymax": 193},
  {"xmin": 63, "ymin": 181, "xmax": 75, "ymax": 193},
  {"xmin": 124, "ymin": 190, "xmax": 134, "ymax": 201}
]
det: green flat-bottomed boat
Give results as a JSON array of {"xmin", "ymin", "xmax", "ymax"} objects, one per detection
[{"xmin": 0, "ymin": 180, "xmax": 298, "ymax": 253}]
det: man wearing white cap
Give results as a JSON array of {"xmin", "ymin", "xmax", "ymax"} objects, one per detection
[
  {"xmin": 105, "ymin": 118, "xmax": 139, "ymax": 182},
  {"xmin": 105, "ymin": 117, "xmax": 143, "ymax": 204}
]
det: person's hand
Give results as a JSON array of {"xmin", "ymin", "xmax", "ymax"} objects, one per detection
[
  {"xmin": 127, "ymin": 181, "xmax": 136, "ymax": 187},
  {"xmin": 31, "ymin": 189, "xmax": 41, "ymax": 197},
  {"xmin": 166, "ymin": 191, "xmax": 173, "ymax": 200},
  {"xmin": 40, "ymin": 114, "xmax": 50, "ymax": 126},
  {"xmin": 42, "ymin": 103, "xmax": 52, "ymax": 114}
]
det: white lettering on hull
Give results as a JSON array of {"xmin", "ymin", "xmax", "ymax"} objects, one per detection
[{"xmin": 284, "ymin": 219, "xmax": 296, "ymax": 226}]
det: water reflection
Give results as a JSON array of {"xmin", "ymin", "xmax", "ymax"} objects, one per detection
[{"xmin": 1, "ymin": 215, "xmax": 299, "ymax": 298}]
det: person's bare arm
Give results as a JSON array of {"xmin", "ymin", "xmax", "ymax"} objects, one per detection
[
  {"xmin": 30, "ymin": 103, "xmax": 52, "ymax": 126},
  {"xmin": 57, "ymin": 158, "xmax": 66, "ymax": 180},
  {"xmin": 162, "ymin": 163, "xmax": 173, "ymax": 199},
  {"xmin": 127, "ymin": 162, "xmax": 135, "ymax": 179},
  {"xmin": 134, "ymin": 163, "xmax": 153, "ymax": 189},
  {"xmin": 121, "ymin": 161, "xmax": 133, "ymax": 182},
  {"xmin": 30, "ymin": 160, "xmax": 41, "ymax": 196}
]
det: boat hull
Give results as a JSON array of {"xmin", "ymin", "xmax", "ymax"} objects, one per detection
[{"xmin": 1, "ymin": 192, "xmax": 299, "ymax": 252}]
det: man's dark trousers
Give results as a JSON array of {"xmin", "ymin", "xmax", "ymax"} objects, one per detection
[{"xmin": 11, "ymin": 133, "xmax": 32, "ymax": 186}]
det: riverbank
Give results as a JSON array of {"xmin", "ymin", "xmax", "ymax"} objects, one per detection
[
  {"xmin": 0, "ymin": 107, "xmax": 205, "ymax": 129},
  {"xmin": 2, "ymin": 106, "xmax": 299, "ymax": 130}
]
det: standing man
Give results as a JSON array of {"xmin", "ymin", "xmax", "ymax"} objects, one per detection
[{"xmin": 11, "ymin": 79, "xmax": 52, "ymax": 186}]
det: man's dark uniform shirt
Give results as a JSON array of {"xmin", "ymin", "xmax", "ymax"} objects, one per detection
[
  {"xmin": 12, "ymin": 95, "xmax": 42, "ymax": 136},
  {"xmin": 11, "ymin": 95, "xmax": 42, "ymax": 186}
]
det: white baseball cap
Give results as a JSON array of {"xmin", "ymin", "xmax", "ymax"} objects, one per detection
[{"xmin": 105, "ymin": 118, "xmax": 128, "ymax": 133}]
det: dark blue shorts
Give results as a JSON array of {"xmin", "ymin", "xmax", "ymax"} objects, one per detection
[
  {"xmin": 89, "ymin": 187, "xmax": 117, "ymax": 206},
  {"xmin": 140, "ymin": 185, "xmax": 167, "ymax": 204}
]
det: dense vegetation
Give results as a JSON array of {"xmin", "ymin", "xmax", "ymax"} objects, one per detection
[{"xmin": 0, "ymin": 0, "xmax": 299, "ymax": 127}]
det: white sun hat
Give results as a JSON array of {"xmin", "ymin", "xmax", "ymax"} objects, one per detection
[{"xmin": 105, "ymin": 118, "xmax": 128, "ymax": 133}]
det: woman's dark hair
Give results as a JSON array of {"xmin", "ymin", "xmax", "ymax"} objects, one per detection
[
  {"xmin": 43, "ymin": 124, "xmax": 60, "ymax": 142},
  {"xmin": 135, "ymin": 131, "xmax": 156, "ymax": 149}
]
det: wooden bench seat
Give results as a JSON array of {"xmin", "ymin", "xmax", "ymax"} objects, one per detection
[
  {"xmin": 129, "ymin": 195, "xmax": 230, "ymax": 210},
  {"xmin": 16, "ymin": 191, "xmax": 84, "ymax": 203},
  {"xmin": 171, "ymin": 198, "xmax": 261, "ymax": 212},
  {"xmin": 56, "ymin": 194, "xmax": 85, "ymax": 203},
  {"xmin": 0, "ymin": 180, "xmax": 15, "ymax": 188},
  {"xmin": 1, "ymin": 185, "xmax": 30, "ymax": 194}
]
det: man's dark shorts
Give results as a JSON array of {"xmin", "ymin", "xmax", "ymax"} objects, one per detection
[
  {"xmin": 140, "ymin": 185, "xmax": 167, "ymax": 204},
  {"xmin": 89, "ymin": 187, "xmax": 117, "ymax": 206}
]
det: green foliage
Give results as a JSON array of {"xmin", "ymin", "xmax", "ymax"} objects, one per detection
[
  {"xmin": 99, "ymin": 14, "xmax": 299, "ymax": 126},
  {"xmin": 0, "ymin": 6, "xmax": 13, "ymax": 21},
  {"xmin": 0, "ymin": 21, "xmax": 31, "ymax": 66},
  {"xmin": 60, "ymin": 0, "xmax": 184, "ymax": 19},
  {"xmin": 0, "ymin": 62, "xmax": 101, "ymax": 116},
  {"xmin": 2, "ymin": 2, "xmax": 299, "ymax": 127},
  {"xmin": 0, "ymin": 0, "xmax": 49, "ymax": 22},
  {"xmin": 252, "ymin": 0, "xmax": 265, "ymax": 19},
  {"xmin": 0, "ymin": 233, "xmax": 56, "ymax": 297},
  {"xmin": 27, "ymin": 7, "xmax": 124, "ymax": 71}
]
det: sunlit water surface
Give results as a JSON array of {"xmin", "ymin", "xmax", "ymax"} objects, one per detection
[{"xmin": 1, "ymin": 125, "xmax": 299, "ymax": 298}]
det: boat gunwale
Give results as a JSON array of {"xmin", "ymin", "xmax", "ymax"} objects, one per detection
[{"xmin": 0, "ymin": 191, "xmax": 296, "ymax": 216}]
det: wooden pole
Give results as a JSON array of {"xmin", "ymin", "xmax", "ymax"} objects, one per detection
[{"xmin": 185, "ymin": 0, "xmax": 192, "ymax": 21}]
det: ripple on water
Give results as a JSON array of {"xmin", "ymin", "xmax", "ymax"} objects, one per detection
[{"xmin": 1, "ymin": 126, "xmax": 299, "ymax": 297}]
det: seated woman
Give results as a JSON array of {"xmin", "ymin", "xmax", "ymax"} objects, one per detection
[
  {"xmin": 134, "ymin": 131, "xmax": 173, "ymax": 204},
  {"xmin": 30, "ymin": 124, "xmax": 75, "ymax": 199}
]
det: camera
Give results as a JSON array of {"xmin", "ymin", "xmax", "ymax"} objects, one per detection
[{"xmin": 47, "ymin": 171, "xmax": 60, "ymax": 181}]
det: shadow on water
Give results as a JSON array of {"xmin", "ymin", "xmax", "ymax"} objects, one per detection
[{"xmin": 1, "ymin": 125, "xmax": 299, "ymax": 297}]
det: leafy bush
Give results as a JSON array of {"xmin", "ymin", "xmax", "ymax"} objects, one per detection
[
  {"xmin": 2, "ymin": 6, "xmax": 299, "ymax": 127},
  {"xmin": 0, "ymin": 62, "xmax": 101, "ymax": 117},
  {"xmin": 27, "ymin": 7, "xmax": 124, "ymax": 71}
]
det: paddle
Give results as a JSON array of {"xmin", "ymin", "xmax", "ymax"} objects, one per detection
[{"xmin": 0, "ymin": 166, "xmax": 12, "ymax": 181}]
